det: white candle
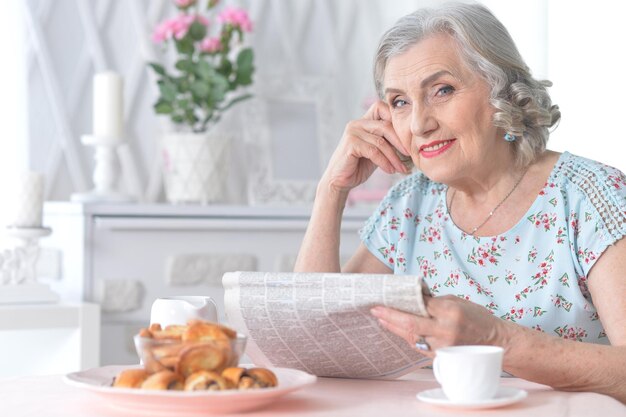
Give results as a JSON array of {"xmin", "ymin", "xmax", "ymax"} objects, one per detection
[
  {"xmin": 93, "ymin": 71, "xmax": 123, "ymax": 138},
  {"xmin": 11, "ymin": 172, "xmax": 44, "ymax": 228}
]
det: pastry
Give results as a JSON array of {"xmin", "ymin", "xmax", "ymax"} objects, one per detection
[
  {"xmin": 222, "ymin": 367, "xmax": 278, "ymax": 389},
  {"xmin": 184, "ymin": 370, "xmax": 234, "ymax": 391},
  {"xmin": 182, "ymin": 322, "xmax": 231, "ymax": 343},
  {"xmin": 112, "ymin": 368, "xmax": 149, "ymax": 388},
  {"xmin": 150, "ymin": 342, "xmax": 186, "ymax": 360},
  {"xmin": 187, "ymin": 319, "xmax": 237, "ymax": 339},
  {"xmin": 176, "ymin": 343, "xmax": 229, "ymax": 377},
  {"xmin": 141, "ymin": 370, "xmax": 184, "ymax": 390},
  {"xmin": 151, "ymin": 324, "xmax": 187, "ymax": 340},
  {"xmin": 138, "ymin": 327, "xmax": 152, "ymax": 338}
]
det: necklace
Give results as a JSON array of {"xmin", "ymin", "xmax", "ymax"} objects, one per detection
[{"xmin": 448, "ymin": 166, "xmax": 529, "ymax": 237}]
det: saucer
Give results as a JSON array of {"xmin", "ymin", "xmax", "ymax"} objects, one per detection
[{"xmin": 417, "ymin": 386, "xmax": 527, "ymax": 409}]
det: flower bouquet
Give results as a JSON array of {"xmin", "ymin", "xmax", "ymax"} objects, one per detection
[
  {"xmin": 149, "ymin": 0, "xmax": 254, "ymax": 133},
  {"xmin": 148, "ymin": 0, "xmax": 254, "ymax": 204}
]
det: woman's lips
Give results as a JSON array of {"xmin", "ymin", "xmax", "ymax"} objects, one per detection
[{"xmin": 419, "ymin": 139, "xmax": 456, "ymax": 158}]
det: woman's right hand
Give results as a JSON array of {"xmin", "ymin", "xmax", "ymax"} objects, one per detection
[{"xmin": 321, "ymin": 100, "xmax": 411, "ymax": 194}]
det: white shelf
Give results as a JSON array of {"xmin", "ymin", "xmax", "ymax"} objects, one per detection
[
  {"xmin": 0, "ymin": 303, "xmax": 91, "ymax": 330},
  {"xmin": 44, "ymin": 201, "xmax": 373, "ymax": 220}
]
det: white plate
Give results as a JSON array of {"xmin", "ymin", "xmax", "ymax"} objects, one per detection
[
  {"xmin": 417, "ymin": 386, "xmax": 527, "ymax": 409},
  {"xmin": 64, "ymin": 365, "xmax": 316, "ymax": 415}
]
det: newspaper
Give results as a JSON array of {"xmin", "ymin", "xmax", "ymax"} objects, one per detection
[{"xmin": 223, "ymin": 271, "xmax": 432, "ymax": 379}]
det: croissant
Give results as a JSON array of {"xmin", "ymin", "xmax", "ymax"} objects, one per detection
[
  {"xmin": 112, "ymin": 368, "xmax": 149, "ymax": 388},
  {"xmin": 176, "ymin": 343, "xmax": 230, "ymax": 377},
  {"xmin": 184, "ymin": 370, "xmax": 234, "ymax": 391},
  {"xmin": 151, "ymin": 324, "xmax": 187, "ymax": 340},
  {"xmin": 140, "ymin": 370, "xmax": 184, "ymax": 390},
  {"xmin": 182, "ymin": 322, "xmax": 231, "ymax": 343},
  {"xmin": 187, "ymin": 319, "xmax": 237, "ymax": 339},
  {"xmin": 222, "ymin": 367, "xmax": 278, "ymax": 389}
]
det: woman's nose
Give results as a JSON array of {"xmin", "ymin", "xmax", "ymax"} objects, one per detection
[{"xmin": 410, "ymin": 104, "xmax": 437, "ymax": 138}]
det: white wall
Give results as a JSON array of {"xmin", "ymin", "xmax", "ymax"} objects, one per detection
[
  {"xmin": 547, "ymin": 1, "xmax": 626, "ymax": 171},
  {"xmin": 0, "ymin": 1, "xmax": 29, "ymax": 228},
  {"xmin": 14, "ymin": 0, "xmax": 626, "ymax": 204},
  {"xmin": 483, "ymin": 0, "xmax": 548, "ymax": 79}
]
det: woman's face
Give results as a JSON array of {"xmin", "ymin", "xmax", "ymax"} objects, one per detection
[{"xmin": 383, "ymin": 33, "xmax": 507, "ymax": 184}]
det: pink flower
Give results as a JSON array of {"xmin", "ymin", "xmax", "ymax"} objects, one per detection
[
  {"xmin": 174, "ymin": 0, "xmax": 196, "ymax": 8},
  {"xmin": 200, "ymin": 37, "xmax": 222, "ymax": 53},
  {"xmin": 152, "ymin": 14, "xmax": 209, "ymax": 44},
  {"xmin": 152, "ymin": 18, "xmax": 176, "ymax": 43},
  {"xmin": 217, "ymin": 7, "xmax": 253, "ymax": 32}
]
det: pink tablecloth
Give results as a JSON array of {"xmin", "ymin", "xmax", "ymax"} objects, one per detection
[{"xmin": 0, "ymin": 369, "xmax": 623, "ymax": 417}]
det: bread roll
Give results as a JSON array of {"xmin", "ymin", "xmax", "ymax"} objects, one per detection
[
  {"xmin": 141, "ymin": 370, "xmax": 184, "ymax": 390},
  {"xmin": 112, "ymin": 368, "xmax": 149, "ymax": 388}
]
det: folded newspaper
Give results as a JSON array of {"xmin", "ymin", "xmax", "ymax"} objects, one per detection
[{"xmin": 223, "ymin": 271, "xmax": 432, "ymax": 379}]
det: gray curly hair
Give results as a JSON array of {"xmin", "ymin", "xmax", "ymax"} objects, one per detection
[{"xmin": 374, "ymin": 2, "xmax": 560, "ymax": 167}]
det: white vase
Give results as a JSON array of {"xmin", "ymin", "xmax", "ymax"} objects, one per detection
[{"xmin": 161, "ymin": 131, "xmax": 231, "ymax": 204}]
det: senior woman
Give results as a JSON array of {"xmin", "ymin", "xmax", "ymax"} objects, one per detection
[{"xmin": 295, "ymin": 2, "xmax": 626, "ymax": 402}]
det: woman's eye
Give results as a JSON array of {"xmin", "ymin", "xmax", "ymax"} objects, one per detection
[
  {"xmin": 436, "ymin": 85, "xmax": 454, "ymax": 97},
  {"xmin": 392, "ymin": 98, "xmax": 408, "ymax": 108}
]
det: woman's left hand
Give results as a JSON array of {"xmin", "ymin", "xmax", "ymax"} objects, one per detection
[{"xmin": 370, "ymin": 295, "xmax": 509, "ymax": 356}]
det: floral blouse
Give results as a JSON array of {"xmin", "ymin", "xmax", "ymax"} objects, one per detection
[{"xmin": 360, "ymin": 152, "xmax": 626, "ymax": 344}]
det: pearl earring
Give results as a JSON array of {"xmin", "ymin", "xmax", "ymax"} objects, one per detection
[{"xmin": 504, "ymin": 133, "xmax": 517, "ymax": 142}]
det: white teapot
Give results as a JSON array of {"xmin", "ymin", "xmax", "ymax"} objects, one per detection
[{"xmin": 150, "ymin": 296, "xmax": 218, "ymax": 327}]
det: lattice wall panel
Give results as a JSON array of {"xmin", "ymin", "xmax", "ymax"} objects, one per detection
[{"xmin": 24, "ymin": 0, "xmax": 422, "ymax": 202}]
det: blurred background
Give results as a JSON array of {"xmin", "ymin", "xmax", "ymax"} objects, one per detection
[{"xmin": 1, "ymin": 0, "xmax": 625, "ymax": 210}]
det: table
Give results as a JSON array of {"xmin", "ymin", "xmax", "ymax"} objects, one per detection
[{"xmin": 1, "ymin": 369, "xmax": 624, "ymax": 416}]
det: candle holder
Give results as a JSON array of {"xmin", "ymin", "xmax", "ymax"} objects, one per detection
[
  {"xmin": 0, "ymin": 226, "xmax": 58, "ymax": 304},
  {"xmin": 71, "ymin": 135, "xmax": 133, "ymax": 203}
]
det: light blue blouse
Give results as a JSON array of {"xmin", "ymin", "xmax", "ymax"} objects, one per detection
[{"xmin": 361, "ymin": 152, "xmax": 626, "ymax": 344}]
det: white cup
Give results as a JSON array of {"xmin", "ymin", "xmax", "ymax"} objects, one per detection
[
  {"xmin": 433, "ymin": 345, "xmax": 503, "ymax": 402},
  {"xmin": 150, "ymin": 296, "xmax": 218, "ymax": 327}
]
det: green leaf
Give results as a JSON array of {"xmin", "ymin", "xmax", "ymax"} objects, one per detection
[
  {"xmin": 190, "ymin": 80, "xmax": 210, "ymax": 99},
  {"xmin": 175, "ymin": 38, "xmax": 194, "ymax": 55},
  {"xmin": 148, "ymin": 62, "xmax": 166, "ymax": 76},
  {"xmin": 189, "ymin": 21, "xmax": 207, "ymax": 41},
  {"xmin": 158, "ymin": 80, "xmax": 177, "ymax": 101},
  {"xmin": 154, "ymin": 100, "xmax": 173, "ymax": 114},
  {"xmin": 184, "ymin": 108, "xmax": 199, "ymax": 124},
  {"xmin": 209, "ymin": 89, "xmax": 225, "ymax": 103},
  {"xmin": 175, "ymin": 59, "xmax": 194, "ymax": 73},
  {"xmin": 177, "ymin": 98, "xmax": 191, "ymax": 110},
  {"xmin": 209, "ymin": 74, "xmax": 228, "ymax": 103},
  {"xmin": 236, "ymin": 48, "xmax": 254, "ymax": 72},
  {"xmin": 196, "ymin": 60, "xmax": 215, "ymax": 80},
  {"xmin": 235, "ymin": 48, "xmax": 254, "ymax": 86},
  {"xmin": 212, "ymin": 73, "xmax": 229, "ymax": 90},
  {"xmin": 235, "ymin": 69, "xmax": 253, "ymax": 86},
  {"xmin": 217, "ymin": 59, "xmax": 232, "ymax": 76},
  {"xmin": 176, "ymin": 77, "xmax": 190, "ymax": 93},
  {"xmin": 172, "ymin": 114, "xmax": 184, "ymax": 124}
]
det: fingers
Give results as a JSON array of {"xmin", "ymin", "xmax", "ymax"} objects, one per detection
[
  {"xmin": 362, "ymin": 101, "xmax": 410, "ymax": 156},
  {"xmin": 324, "ymin": 100, "xmax": 412, "ymax": 191},
  {"xmin": 370, "ymin": 306, "xmax": 436, "ymax": 346},
  {"xmin": 363, "ymin": 100, "xmax": 392, "ymax": 122},
  {"xmin": 357, "ymin": 132, "xmax": 408, "ymax": 174},
  {"xmin": 344, "ymin": 120, "xmax": 409, "ymax": 174}
]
